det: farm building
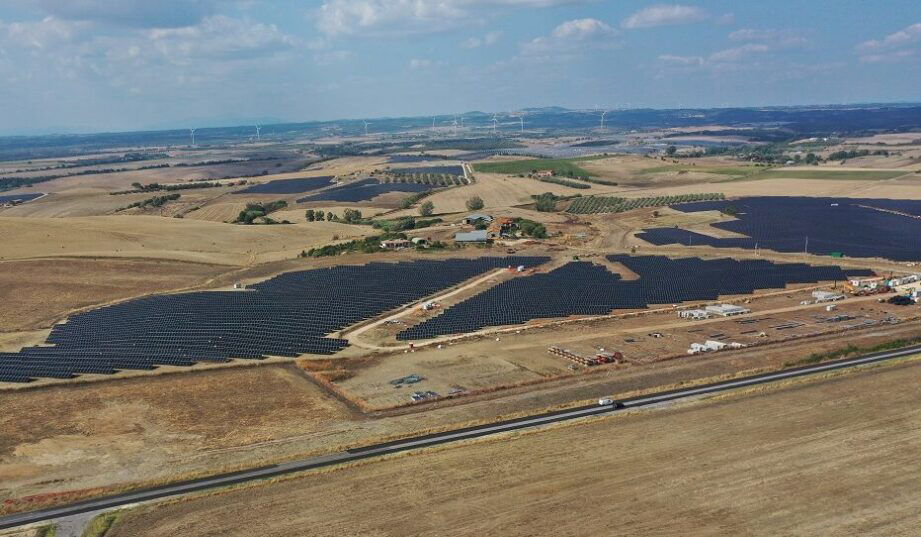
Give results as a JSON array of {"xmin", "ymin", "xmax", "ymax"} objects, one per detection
[
  {"xmin": 454, "ymin": 230, "xmax": 490, "ymax": 243},
  {"xmin": 533, "ymin": 170, "xmax": 554, "ymax": 178},
  {"xmin": 380, "ymin": 239, "xmax": 411, "ymax": 250},
  {"xmin": 705, "ymin": 304, "xmax": 751, "ymax": 317},
  {"xmin": 463, "ymin": 213, "xmax": 493, "ymax": 225},
  {"xmin": 487, "ymin": 217, "xmax": 516, "ymax": 239},
  {"xmin": 679, "ymin": 309, "xmax": 710, "ymax": 320}
]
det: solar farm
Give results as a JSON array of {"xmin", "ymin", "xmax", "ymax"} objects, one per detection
[
  {"xmin": 297, "ymin": 178, "xmax": 437, "ymax": 203},
  {"xmin": 232, "ymin": 176, "xmax": 335, "ymax": 194},
  {"xmin": 397, "ymin": 256, "xmax": 872, "ymax": 340},
  {"xmin": 0, "ymin": 192, "xmax": 43, "ymax": 204},
  {"xmin": 637, "ymin": 196, "xmax": 921, "ymax": 261},
  {"xmin": 391, "ymin": 165, "xmax": 465, "ymax": 176},
  {"xmin": 0, "ymin": 257, "xmax": 547, "ymax": 383}
]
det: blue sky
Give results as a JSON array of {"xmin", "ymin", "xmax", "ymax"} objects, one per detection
[{"xmin": 0, "ymin": 0, "xmax": 920, "ymax": 134}]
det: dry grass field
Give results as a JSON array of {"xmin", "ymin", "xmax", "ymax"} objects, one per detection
[
  {"xmin": 610, "ymin": 176, "xmax": 921, "ymax": 201},
  {"xmin": 0, "ymin": 258, "xmax": 225, "ymax": 333},
  {"xmin": 0, "ymin": 365, "xmax": 355, "ymax": 503},
  {"xmin": 0, "ymin": 216, "xmax": 376, "ymax": 265},
  {"xmin": 390, "ymin": 172, "xmax": 623, "ymax": 216},
  {"xmin": 108, "ymin": 358, "xmax": 921, "ymax": 537},
  {"xmin": 3, "ymin": 318, "xmax": 919, "ymax": 509}
]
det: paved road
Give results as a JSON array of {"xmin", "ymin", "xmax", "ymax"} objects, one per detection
[{"xmin": 2, "ymin": 343, "xmax": 919, "ymax": 531}]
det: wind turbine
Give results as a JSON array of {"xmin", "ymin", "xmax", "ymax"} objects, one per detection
[
  {"xmin": 452, "ymin": 115, "xmax": 459, "ymax": 135},
  {"xmin": 600, "ymin": 110, "xmax": 609, "ymax": 130},
  {"xmin": 432, "ymin": 116, "xmax": 436, "ymax": 133},
  {"xmin": 363, "ymin": 121, "xmax": 369, "ymax": 136},
  {"xmin": 254, "ymin": 125, "xmax": 262, "ymax": 142},
  {"xmin": 189, "ymin": 128, "xmax": 196, "ymax": 146}
]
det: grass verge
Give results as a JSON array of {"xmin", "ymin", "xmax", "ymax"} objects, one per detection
[
  {"xmin": 81, "ymin": 512, "xmax": 122, "ymax": 537},
  {"xmin": 785, "ymin": 336, "xmax": 921, "ymax": 367},
  {"xmin": 474, "ymin": 158, "xmax": 596, "ymax": 177}
]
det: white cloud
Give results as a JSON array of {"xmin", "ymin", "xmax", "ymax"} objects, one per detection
[
  {"xmin": 521, "ymin": 18, "xmax": 619, "ymax": 58},
  {"xmin": 707, "ymin": 43, "xmax": 769, "ymax": 63},
  {"xmin": 146, "ymin": 16, "xmax": 298, "ymax": 62},
  {"xmin": 30, "ymin": 0, "xmax": 220, "ymax": 28},
  {"xmin": 656, "ymin": 43, "xmax": 773, "ymax": 73},
  {"xmin": 313, "ymin": 49, "xmax": 353, "ymax": 65},
  {"xmin": 729, "ymin": 28, "xmax": 807, "ymax": 47},
  {"xmin": 551, "ymin": 18, "xmax": 616, "ymax": 40},
  {"xmin": 316, "ymin": 0, "xmax": 591, "ymax": 37},
  {"xmin": 856, "ymin": 22, "xmax": 921, "ymax": 63},
  {"xmin": 462, "ymin": 30, "xmax": 502, "ymax": 49},
  {"xmin": 657, "ymin": 54, "xmax": 703, "ymax": 66},
  {"xmin": 622, "ymin": 4, "xmax": 707, "ymax": 29},
  {"xmin": 409, "ymin": 58, "xmax": 446, "ymax": 69},
  {"xmin": 0, "ymin": 16, "xmax": 89, "ymax": 50},
  {"xmin": 0, "ymin": 13, "xmax": 299, "ymax": 94}
]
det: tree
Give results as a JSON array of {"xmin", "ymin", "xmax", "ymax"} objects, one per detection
[
  {"xmin": 343, "ymin": 208, "xmax": 363, "ymax": 223},
  {"xmin": 665, "ymin": 145, "xmax": 678, "ymax": 156},
  {"xmin": 327, "ymin": 211, "xmax": 335, "ymax": 222},
  {"xmin": 466, "ymin": 195, "xmax": 484, "ymax": 211},
  {"xmin": 419, "ymin": 201, "xmax": 434, "ymax": 217},
  {"xmin": 533, "ymin": 192, "xmax": 560, "ymax": 212},
  {"xmin": 316, "ymin": 211, "xmax": 325, "ymax": 221},
  {"xmin": 305, "ymin": 209, "xmax": 315, "ymax": 222}
]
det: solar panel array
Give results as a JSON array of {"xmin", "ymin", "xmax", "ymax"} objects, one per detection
[
  {"xmin": 636, "ymin": 196, "xmax": 921, "ymax": 261},
  {"xmin": 0, "ymin": 192, "xmax": 43, "ymax": 204},
  {"xmin": 297, "ymin": 178, "xmax": 434, "ymax": 203},
  {"xmin": 392, "ymin": 165, "xmax": 465, "ymax": 176},
  {"xmin": 0, "ymin": 257, "xmax": 548, "ymax": 383},
  {"xmin": 397, "ymin": 255, "xmax": 873, "ymax": 340},
  {"xmin": 232, "ymin": 176, "xmax": 335, "ymax": 195}
]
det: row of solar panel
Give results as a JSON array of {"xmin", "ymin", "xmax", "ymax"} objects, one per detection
[
  {"xmin": 397, "ymin": 255, "xmax": 872, "ymax": 340},
  {"xmin": 1, "ymin": 257, "xmax": 550, "ymax": 383}
]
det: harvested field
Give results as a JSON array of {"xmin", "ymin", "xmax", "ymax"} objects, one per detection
[
  {"xmin": 741, "ymin": 168, "xmax": 908, "ymax": 181},
  {"xmin": 109, "ymin": 358, "xmax": 921, "ymax": 537},
  {"xmin": 0, "ymin": 258, "xmax": 226, "ymax": 332},
  {"xmin": 0, "ymin": 364, "xmax": 353, "ymax": 502},
  {"xmin": 473, "ymin": 158, "xmax": 597, "ymax": 177},
  {"xmin": 391, "ymin": 172, "xmax": 622, "ymax": 215},
  {"xmin": 3, "ymin": 319, "xmax": 919, "ymax": 507},
  {"xmin": 0, "ymin": 191, "xmax": 154, "ymax": 218},
  {"xmin": 605, "ymin": 177, "xmax": 921, "ymax": 201},
  {"xmin": 0, "ymin": 216, "xmax": 377, "ymax": 265},
  {"xmin": 181, "ymin": 201, "xmax": 248, "ymax": 222}
]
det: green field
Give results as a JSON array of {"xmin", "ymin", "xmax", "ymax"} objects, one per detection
[
  {"xmin": 473, "ymin": 158, "xmax": 597, "ymax": 177},
  {"xmin": 639, "ymin": 165, "xmax": 765, "ymax": 176},
  {"xmin": 737, "ymin": 169, "xmax": 909, "ymax": 181}
]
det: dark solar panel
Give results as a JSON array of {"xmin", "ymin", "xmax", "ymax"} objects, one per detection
[
  {"xmin": 391, "ymin": 166, "xmax": 464, "ymax": 176},
  {"xmin": 296, "ymin": 178, "xmax": 434, "ymax": 203},
  {"xmin": 0, "ymin": 192, "xmax": 44, "ymax": 204},
  {"xmin": 636, "ymin": 197, "xmax": 921, "ymax": 261},
  {"xmin": 0, "ymin": 257, "xmax": 549, "ymax": 383},
  {"xmin": 397, "ymin": 255, "xmax": 872, "ymax": 340},
  {"xmin": 232, "ymin": 176, "xmax": 334, "ymax": 195}
]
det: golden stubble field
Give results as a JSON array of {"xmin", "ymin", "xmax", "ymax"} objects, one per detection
[
  {"xmin": 109, "ymin": 358, "xmax": 921, "ymax": 537},
  {"xmin": 0, "ymin": 257, "xmax": 225, "ymax": 334},
  {"xmin": 0, "ymin": 215, "xmax": 376, "ymax": 265}
]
